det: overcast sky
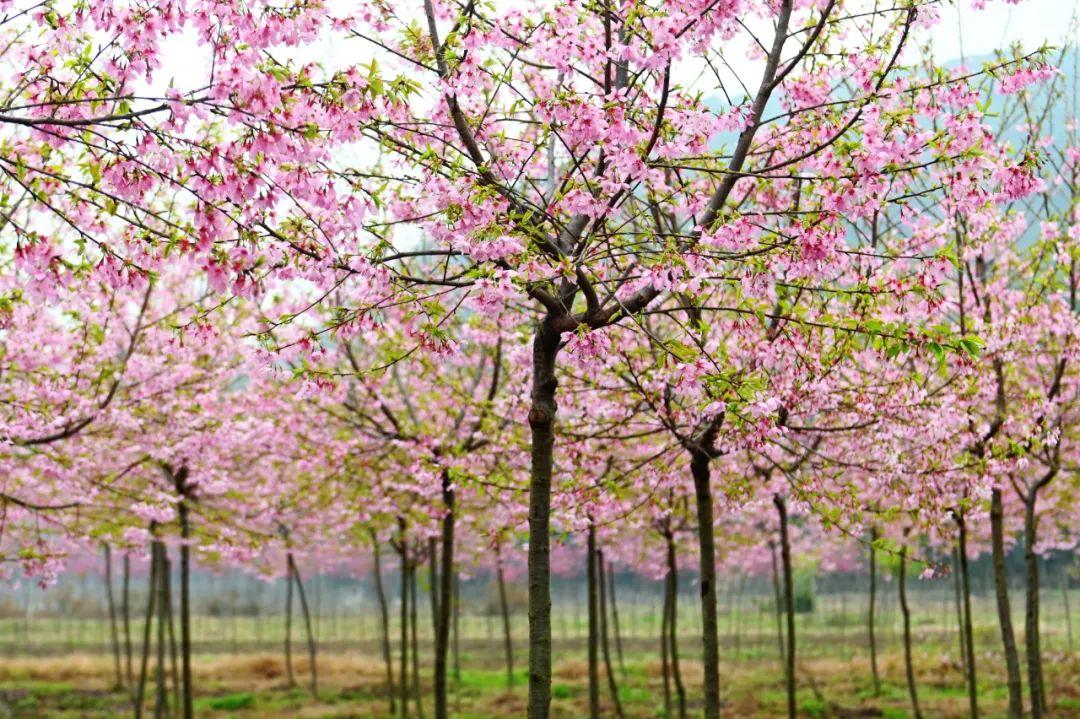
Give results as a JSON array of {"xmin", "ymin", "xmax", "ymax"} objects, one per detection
[{"xmin": 930, "ymin": 0, "xmax": 1077, "ymax": 63}]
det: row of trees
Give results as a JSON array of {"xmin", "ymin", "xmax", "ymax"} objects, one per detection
[{"xmin": 0, "ymin": 0, "xmax": 1076, "ymax": 717}]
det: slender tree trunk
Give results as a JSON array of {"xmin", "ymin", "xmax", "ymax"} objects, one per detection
[
  {"xmin": 954, "ymin": 514, "xmax": 979, "ymax": 718},
  {"xmin": 452, "ymin": 571, "xmax": 461, "ymax": 685},
  {"xmin": 690, "ymin": 451, "xmax": 720, "ymax": 719},
  {"xmin": 1063, "ymin": 572, "xmax": 1073, "ymax": 652},
  {"xmin": 164, "ymin": 554, "xmax": 180, "ymax": 716},
  {"xmin": 991, "ymin": 489, "xmax": 1023, "ymax": 719},
  {"xmin": 899, "ymin": 545, "xmax": 922, "ymax": 719},
  {"xmin": 410, "ymin": 561, "xmax": 424, "ymax": 719},
  {"xmin": 371, "ymin": 537, "xmax": 395, "ymax": 713},
  {"xmin": 770, "ymin": 541, "xmax": 785, "ymax": 668},
  {"xmin": 660, "ymin": 560, "xmax": 671, "ymax": 719},
  {"xmin": 598, "ymin": 549, "xmax": 624, "ymax": 719},
  {"xmin": 434, "ymin": 471, "xmax": 455, "ymax": 719},
  {"xmin": 867, "ymin": 529, "xmax": 879, "ymax": 695},
  {"xmin": 429, "ymin": 537, "xmax": 440, "ymax": 639},
  {"xmin": 104, "ymin": 544, "xmax": 123, "ymax": 690},
  {"xmin": 135, "ymin": 537, "xmax": 160, "ymax": 719},
  {"xmin": 607, "ymin": 560, "xmax": 624, "ymax": 675},
  {"xmin": 398, "ymin": 546, "xmax": 409, "ymax": 719},
  {"xmin": 153, "ymin": 545, "xmax": 168, "ymax": 719},
  {"xmin": 526, "ymin": 321, "xmax": 560, "ymax": 719},
  {"xmin": 666, "ymin": 533, "xmax": 686, "ymax": 719},
  {"xmin": 288, "ymin": 554, "xmax": 318, "ymax": 697},
  {"xmin": 495, "ymin": 544, "xmax": 515, "ymax": 689},
  {"xmin": 123, "ymin": 554, "xmax": 134, "ymax": 690},
  {"xmin": 586, "ymin": 523, "xmax": 600, "ymax": 719},
  {"xmin": 178, "ymin": 500, "xmax": 193, "ymax": 719},
  {"xmin": 952, "ymin": 545, "xmax": 968, "ymax": 678},
  {"xmin": 284, "ymin": 557, "xmax": 296, "ymax": 688},
  {"xmin": 1024, "ymin": 491, "xmax": 1046, "ymax": 717},
  {"xmin": 774, "ymin": 495, "xmax": 796, "ymax": 719}
]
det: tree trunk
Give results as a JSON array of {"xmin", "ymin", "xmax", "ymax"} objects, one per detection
[
  {"xmin": 955, "ymin": 514, "xmax": 979, "ymax": 718},
  {"xmin": 952, "ymin": 544, "xmax": 968, "ymax": 678},
  {"xmin": 1024, "ymin": 490, "xmax": 1046, "ymax": 717},
  {"xmin": 899, "ymin": 545, "xmax": 922, "ymax": 719},
  {"xmin": 666, "ymin": 533, "xmax": 686, "ymax": 719},
  {"xmin": 371, "ymin": 536, "xmax": 395, "ymax": 713},
  {"xmin": 1063, "ymin": 572, "xmax": 1073, "ymax": 652},
  {"xmin": 586, "ymin": 523, "xmax": 600, "ymax": 719},
  {"xmin": 598, "ymin": 549, "xmax": 624, "ymax": 719},
  {"xmin": 178, "ymin": 500, "xmax": 193, "ymax": 719},
  {"xmin": 288, "ymin": 554, "xmax": 318, "ymax": 697},
  {"xmin": 495, "ymin": 543, "xmax": 515, "ymax": 689},
  {"xmin": 429, "ymin": 536, "xmax": 440, "ymax": 629},
  {"xmin": 163, "ymin": 553, "xmax": 179, "ymax": 716},
  {"xmin": 867, "ymin": 529, "xmax": 879, "ymax": 695},
  {"xmin": 134, "ymin": 537, "xmax": 160, "ymax": 719},
  {"xmin": 398, "ymin": 544, "xmax": 409, "ymax": 719},
  {"xmin": 409, "ymin": 561, "xmax": 424, "ymax": 719},
  {"xmin": 660, "ymin": 558, "xmax": 671, "ymax": 719},
  {"xmin": 452, "ymin": 571, "xmax": 461, "ymax": 686},
  {"xmin": 526, "ymin": 320, "xmax": 560, "ymax": 719},
  {"xmin": 153, "ymin": 545, "xmax": 168, "ymax": 719},
  {"xmin": 123, "ymin": 554, "xmax": 134, "ymax": 690},
  {"xmin": 690, "ymin": 451, "xmax": 720, "ymax": 719},
  {"xmin": 434, "ymin": 471, "xmax": 455, "ymax": 719},
  {"xmin": 991, "ymin": 489, "xmax": 1023, "ymax": 719},
  {"xmin": 104, "ymin": 545, "xmax": 123, "ymax": 690},
  {"xmin": 770, "ymin": 541, "xmax": 785, "ymax": 668},
  {"xmin": 284, "ymin": 557, "xmax": 296, "ymax": 688},
  {"xmin": 607, "ymin": 560, "xmax": 624, "ymax": 675},
  {"xmin": 774, "ymin": 495, "xmax": 796, "ymax": 719}
]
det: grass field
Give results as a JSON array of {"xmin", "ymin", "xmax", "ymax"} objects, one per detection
[
  {"xmin": 0, "ymin": 587, "xmax": 1075, "ymax": 717},
  {"xmin": 0, "ymin": 637, "xmax": 1076, "ymax": 717}
]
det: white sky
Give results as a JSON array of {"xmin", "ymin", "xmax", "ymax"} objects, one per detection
[{"xmin": 930, "ymin": 0, "xmax": 1078, "ymax": 64}]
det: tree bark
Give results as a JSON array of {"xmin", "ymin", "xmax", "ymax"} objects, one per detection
[
  {"xmin": 452, "ymin": 571, "xmax": 461, "ymax": 685},
  {"xmin": 409, "ymin": 560, "xmax": 424, "ymax": 719},
  {"xmin": 586, "ymin": 523, "xmax": 600, "ymax": 719},
  {"xmin": 104, "ymin": 544, "xmax": 123, "ymax": 690},
  {"xmin": 665, "ymin": 531, "xmax": 686, "ymax": 719},
  {"xmin": 660, "ymin": 560, "xmax": 671, "ymax": 719},
  {"xmin": 123, "ymin": 554, "xmax": 134, "ymax": 689},
  {"xmin": 284, "ymin": 557, "xmax": 296, "ymax": 688},
  {"xmin": 371, "ymin": 536, "xmax": 395, "ymax": 713},
  {"xmin": 899, "ymin": 545, "xmax": 922, "ymax": 719},
  {"xmin": 770, "ymin": 541, "xmax": 785, "ymax": 668},
  {"xmin": 288, "ymin": 554, "xmax": 318, "ymax": 697},
  {"xmin": 990, "ymin": 488, "xmax": 1023, "ymax": 719},
  {"xmin": 1024, "ymin": 490, "xmax": 1046, "ymax": 717},
  {"xmin": 526, "ymin": 320, "xmax": 560, "ymax": 719},
  {"xmin": 495, "ymin": 543, "xmax": 515, "ymax": 689},
  {"xmin": 428, "ymin": 536, "xmax": 439, "ymax": 686},
  {"xmin": 774, "ymin": 495, "xmax": 796, "ymax": 719},
  {"xmin": 952, "ymin": 544, "xmax": 968, "ymax": 678},
  {"xmin": 178, "ymin": 497, "xmax": 193, "ymax": 719},
  {"xmin": 607, "ymin": 560, "xmax": 624, "ymax": 675},
  {"xmin": 598, "ymin": 549, "xmax": 624, "ymax": 719},
  {"xmin": 153, "ymin": 545, "xmax": 168, "ymax": 719},
  {"xmin": 1063, "ymin": 572, "xmax": 1073, "ymax": 652},
  {"xmin": 134, "ymin": 535, "xmax": 160, "ymax": 719},
  {"xmin": 690, "ymin": 451, "xmax": 721, "ymax": 719},
  {"xmin": 398, "ymin": 543, "xmax": 409, "ymax": 719},
  {"xmin": 955, "ymin": 514, "xmax": 979, "ymax": 718},
  {"xmin": 164, "ymin": 553, "xmax": 179, "ymax": 716},
  {"xmin": 867, "ymin": 529, "xmax": 879, "ymax": 696},
  {"xmin": 434, "ymin": 470, "xmax": 455, "ymax": 719}
]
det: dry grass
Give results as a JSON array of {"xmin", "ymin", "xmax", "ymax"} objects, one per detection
[{"xmin": 0, "ymin": 646, "xmax": 1076, "ymax": 717}]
